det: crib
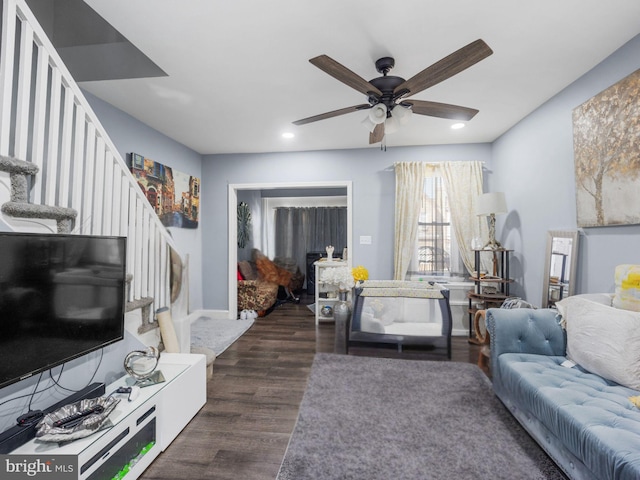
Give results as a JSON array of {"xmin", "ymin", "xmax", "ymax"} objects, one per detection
[{"xmin": 348, "ymin": 280, "xmax": 452, "ymax": 358}]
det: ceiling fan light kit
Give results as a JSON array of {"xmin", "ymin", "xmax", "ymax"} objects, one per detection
[
  {"xmin": 385, "ymin": 115, "xmax": 399, "ymax": 135},
  {"xmin": 368, "ymin": 104, "xmax": 387, "ymax": 124},
  {"xmin": 392, "ymin": 104, "xmax": 412, "ymax": 126},
  {"xmin": 293, "ymin": 39, "xmax": 493, "ymax": 146},
  {"xmin": 361, "ymin": 116, "xmax": 377, "ymax": 133}
]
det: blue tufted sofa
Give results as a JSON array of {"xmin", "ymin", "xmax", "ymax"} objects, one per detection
[{"xmin": 487, "ymin": 307, "xmax": 640, "ymax": 480}]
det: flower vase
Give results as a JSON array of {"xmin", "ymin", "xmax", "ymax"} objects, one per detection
[{"xmin": 333, "ymin": 290, "xmax": 350, "ymax": 354}]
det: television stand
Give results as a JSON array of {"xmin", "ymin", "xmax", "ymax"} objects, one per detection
[{"xmin": 9, "ymin": 353, "xmax": 206, "ymax": 480}]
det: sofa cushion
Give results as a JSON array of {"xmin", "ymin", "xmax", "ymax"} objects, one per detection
[
  {"xmin": 557, "ymin": 295, "xmax": 640, "ymax": 390},
  {"xmin": 498, "ymin": 353, "xmax": 640, "ymax": 480}
]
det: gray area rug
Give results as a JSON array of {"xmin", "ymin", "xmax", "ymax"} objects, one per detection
[
  {"xmin": 190, "ymin": 317, "xmax": 253, "ymax": 356},
  {"xmin": 277, "ymin": 354, "xmax": 566, "ymax": 480}
]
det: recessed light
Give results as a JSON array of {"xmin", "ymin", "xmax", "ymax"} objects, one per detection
[
  {"xmin": 282, "ymin": 132, "xmax": 295, "ymax": 139},
  {"xmin": 451, "ymin": 123, "xmax": 465, "ymax": 130}
]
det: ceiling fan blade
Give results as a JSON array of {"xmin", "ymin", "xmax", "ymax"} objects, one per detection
[
  {"xmin": 394, "ymin": 39, "xmax": 493, "ymax": 99},
  {"xmin": 310, "ymin": 55, "xmax": 383, "ymax": 98},
  {"xmin": 402, "ymin": 99, "xmax": 479, "ymax": 121},
  {"xmin": 369, "ymin": 123, "xmax": 384, "ymax": 144},
  {"xmin": 293, "ymin": 104, "xmax": 371, "ymax": 126}
]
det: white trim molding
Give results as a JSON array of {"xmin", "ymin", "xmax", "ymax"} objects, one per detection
[{"xmin": 228, "ymin": 181, "xmax": 353, "ymax": 320}]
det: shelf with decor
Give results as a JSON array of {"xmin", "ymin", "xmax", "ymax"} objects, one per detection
[
  {"xmin": 314, "ymin": 260, "xmax": 351, "ymax": 325},
  {"xmin": 467, "ymin": 248, "xmax": 513, "ymax": 341}
]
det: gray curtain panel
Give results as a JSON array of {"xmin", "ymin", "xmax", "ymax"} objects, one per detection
[{"xmin": 274, "ymin": 206, "xmax": 347, "ymax": 276}]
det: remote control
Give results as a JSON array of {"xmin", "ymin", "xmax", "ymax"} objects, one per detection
[
  {"xmin": 114, "ymin": 386, "xmax": 140, "ymax": 401},
  {"xmin": 17, "ymin": 410, "xmax": 44, "ymax": 427},
  {"xmin": 52, "ymin": 405, "xmax": 105, "ymax": 429}
]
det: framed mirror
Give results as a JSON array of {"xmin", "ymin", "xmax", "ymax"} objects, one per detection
[{"xmin": 542, "ymin": 230, "xmax": 579, "ymax": 308}]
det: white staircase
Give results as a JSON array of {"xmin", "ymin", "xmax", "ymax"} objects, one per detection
[{"xmin": 0, "ymin": 0, "xmax": 180, "ymax": 336}]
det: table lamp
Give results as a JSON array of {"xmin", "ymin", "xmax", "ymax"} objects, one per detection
[{"xmin": 476, "ymin": 192, "xmax": 507, "ymax": 249}]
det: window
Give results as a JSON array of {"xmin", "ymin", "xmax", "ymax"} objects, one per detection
[{"xmin": 408, "ymin": 176, "xmax": 463, "ymax": 277}]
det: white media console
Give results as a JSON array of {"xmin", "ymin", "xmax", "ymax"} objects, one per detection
[{"xmin": 12, "ymin": 353, "xmax": 207, "ymax": 480}]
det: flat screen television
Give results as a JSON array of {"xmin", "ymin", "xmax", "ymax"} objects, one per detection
[{"xmin": 0, "ymin": 232, "xmax": 127, "ymax": 390}]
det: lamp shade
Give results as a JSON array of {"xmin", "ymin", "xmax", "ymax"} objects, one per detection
[
  {"xmin": 476, "ymin": 192, "xmax": 507, "ymax": 216},
  {"xmin": 368, "ymin": 104, "xmax": 387, "ymax": 124},
  {"xmin": 361, "ymin": 115, "xmax": 376, "ymax": 133},
  {"xmin": 385, "ymin": 115, "xmax": 399, "ymax": 134},
  {"xmin": 392, "ymin": 104, "xmax": 412, "ymax": 125}
]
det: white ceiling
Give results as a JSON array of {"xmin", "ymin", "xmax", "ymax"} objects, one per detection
[{"xmin": 79, "ymin": 0, "xmax": 640, "ymax": 155}]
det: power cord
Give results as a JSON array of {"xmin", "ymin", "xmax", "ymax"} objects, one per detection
[
  {"xmin": 47, "ymin": 348, "xmax": 104, "ymax": 393},
  {"xmin": 27, "ymin": 372, "xmax": 43, "ymax": 412},
  {"xmin": 15, "ymin": 372, "xmax": 45, "ymax": 427},
  {"xmin": 0, "ymin": 348, "xmax": 106, "ymax": 424}
]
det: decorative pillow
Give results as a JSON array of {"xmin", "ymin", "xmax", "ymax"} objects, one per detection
[
  {"xmin": 238, "ymin": 261, "xmax": 256, "ymax": 280},
  {"xmin": 237, "ymin": 267, "xmax": 244, "ymax": 281},
  {"xmin": 613, "ymin": 265, "xmax": 640, "ymax": 312},
  {"xmin": 557, "ymin": 295, "xmax": 640, "ymax": 389},
  {"xmin": 556, "ymin": 293, "xmax": 613, "ymax": 329}
]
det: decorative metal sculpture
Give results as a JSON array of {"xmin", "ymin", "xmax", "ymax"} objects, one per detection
[
  {"xmin": 124, "ymin": 346, "xmax": 160, "ymax": 380},
  {"xmin": 237, "ymin": 201, "xmax": 251, "ymax": 248}
]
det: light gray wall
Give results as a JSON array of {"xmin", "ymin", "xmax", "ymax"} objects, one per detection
[
  {"xmin": 202, "ymin": 144, "xmax": 492, "ymax": 309},
  {"xmin": 491, "ymin": 33, "xmax": 640, "ymax": 306},
  {"xmin": 0, "ymin": 329, "xmax": 142, "ymax": 434},
  {"xmin": 84, "ymin": 91, "xmax": 204, "ymax": 311},
  {"xmin": 83, "ymin": 32, "xmax": 640, "ymax": 313}
]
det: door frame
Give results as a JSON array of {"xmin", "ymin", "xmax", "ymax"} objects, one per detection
[{"xmin": 228, "ymin": 181, "xmax": 353, "ymax": 320}]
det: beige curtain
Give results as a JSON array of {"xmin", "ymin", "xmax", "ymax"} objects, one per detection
[
  {"xmin": 393, "ymin": 162, "xmax": 439, "ymax": 280},
  {"xmin": 440, "ymin": 161, "xmax": 490, "ymax": 274},
  {"xmin": 394, "ymin": 160, "xmax": 490, "ymax": 280}
]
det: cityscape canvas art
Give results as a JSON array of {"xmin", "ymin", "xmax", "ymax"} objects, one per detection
[{"xmin": 128, "ymin": 153, "xmax": 200, "ymax": 228}]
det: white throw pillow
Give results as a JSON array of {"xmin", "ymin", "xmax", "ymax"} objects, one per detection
[{"xmin": 557, "ymin": 296, "xmax": 640, "ymax": 389}]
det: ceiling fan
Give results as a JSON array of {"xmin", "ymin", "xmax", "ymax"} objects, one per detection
[{"xmin": 292, "ymin": 39, "xmax": 493, "ymax": 144}]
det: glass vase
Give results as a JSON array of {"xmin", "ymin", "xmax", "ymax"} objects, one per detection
[{"xmin": 333, "ymin": 290, "xmax": 351, "ymax": 354}]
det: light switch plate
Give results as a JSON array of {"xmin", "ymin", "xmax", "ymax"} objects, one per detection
[{"xmin": 359, "ymin": 235, "xmax": 372, "ymax": 245}]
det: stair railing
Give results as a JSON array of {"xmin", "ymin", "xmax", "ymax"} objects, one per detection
[{"xmin": 0, "ymin": 0, "xmax": 178, "ymax": 310}]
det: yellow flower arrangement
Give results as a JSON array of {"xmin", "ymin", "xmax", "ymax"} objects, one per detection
[
  {"xmin": 320, "ymin": 265, "xmax": 369, "ymax": 291},
  {"xmin": 352, "ymin": 265, "xmax": 369, "ymax": 282}
]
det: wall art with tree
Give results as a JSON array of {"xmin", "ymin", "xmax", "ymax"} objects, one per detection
[{"xmin": 572, "ymin": 68, "xmax": 640, "ymax": 227}]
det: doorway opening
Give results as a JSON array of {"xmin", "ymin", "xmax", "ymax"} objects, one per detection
[{"xmin": 228, "ymin": 181, "xmax": 353, "ymax": 320}]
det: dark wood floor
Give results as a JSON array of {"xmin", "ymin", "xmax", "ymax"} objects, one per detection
[{"xmin": 140, "ymin": 299, "xmax": 486, "ymax": 480}]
